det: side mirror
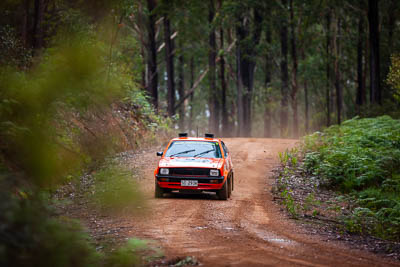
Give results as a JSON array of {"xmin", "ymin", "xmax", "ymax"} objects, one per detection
[{"xmin": 156, "ymin": 151, "xmax": 163, "ymax": 156}]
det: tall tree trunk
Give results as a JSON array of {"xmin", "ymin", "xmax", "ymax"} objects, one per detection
[
  {"xmin": 326, "ymin": 11, "xmax": 331, "ymax": 127},
  {"xmin": 164, "ymin": 14, "xmax": 175, "ymax": 116},
  {"xmin": 146, "ymin": 0, "xmax": 158, "ymax": 110},
  {"xmin": 141, "ymin": 44, "xmax": 146, "ymax": 90},
  {"xmin": 356, "ymin": 13, "xmax": 365, "ymax": 109},
  {"xmin": 280, "ymin": 0, "xmax": 289, "ymax": 137},
  {"xmin": 236, "ymin": 37, "xmax": 244, "ymax": 137},
  {"xmin": 368, "ymin": 0, "xmax": 381, "ymax": 104},
  {"xmin": 363, "ymin": 38, "xmax": 369, "ymax": 104},
  {"xmin": 219, "ymin": 27, "xmax": 228, "ymax": 137},
  {"xmin": 289, "ymin": 0, "xmax": 298, "ymax": 138},
  {"xmin": 236, "ymin": 8, "xmax": 262, "ymax": 137},
  {"xmin": 236, "ymin": 19, "xmax": 247, "ymax": 137},
  {"xmin": 388, "ymin": 0, "xmax": 396, "ymax": 52},
  {"xmin": 226, "ymin": 27, "xmax": 235, "ymax": 137},
  {"xmin": 264, "ymin": 67, "xmax": 272, "ymax": 137},
  {"xmin": 250, "ymin": 7, "xmax": 263, "ymax": 136},
  {"xmin": 301, "ymin": 50, "xmax": 309, "ymax": 134},
  {"xmin": 189, "ymin": 57, "xmax": 195, "ymax": 132},
  {"xmin": 333, "ymin": 16, "xmax": 342, "ymax": 125},
  {"xmin": 178, "ymin": 52, "xmax": 185, "ymax": 130},
  {"xmin": 33, "ymin": 0, "xmax": 44, "ymax": 51},
  {"xmin": 384, "ymin": 0, "xmax": 396, "ymax": 100},
  {"xmin": 142, "ymin": 64, "xmax": 146, "ymax": 91},
  {"xmin": 248, "ymin": 9, "xmax": 262, "ymax": 136},
  {"xmin": 304, "ymin": 78, "xmax": 309, "ymax": 133},
  {"xmin": 208, "ymin": 0, "xmax": 219, "ymax": 135},
  {"xmin": 264, "ymin": 16, "xmax": 272, "ymax": 138},
  {"xmin": 21, "ymin": 0, "xmax": 30, "ymax": 47}
]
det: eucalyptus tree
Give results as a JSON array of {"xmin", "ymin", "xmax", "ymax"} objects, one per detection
[
  {"xmin": 289, "ymin": 0, "xmax": 299, "ymax": 137},
  {"xmin": 280, "ymin": 0, "xmax": 289, "ymax": 137},
  {"xmin": 146, "ymin": 0, "xmax": 159, "ymax": 110},
  {"xmin": 368, "ymin": 0, "xmax": 381, "ymax": 105}
]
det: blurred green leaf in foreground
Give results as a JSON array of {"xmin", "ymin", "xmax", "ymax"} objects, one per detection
[{"xmin": 0, "ymin": 31, "xmax": 151, "ymax": 266}]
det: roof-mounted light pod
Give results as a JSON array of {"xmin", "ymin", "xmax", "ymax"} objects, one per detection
[
  {"xmin": 179, "ymin": 133, "xmax": 188, "ymax": 138},
  {"xmin": 205, "ymin": 133, "xmax": 214, "ymax": 139}
]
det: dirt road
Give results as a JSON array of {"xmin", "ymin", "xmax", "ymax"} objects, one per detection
[{"xmin": 130, "ymin": 138, "xmax": 398, "ymax": 266}]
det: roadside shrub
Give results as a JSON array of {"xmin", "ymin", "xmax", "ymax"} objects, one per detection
[
  {"xmin": 88, "ymin": 163, "xmax": 144, "ymax": 213},
  {"xmin": 301, "ymin": 116, "xmax": 400, "ymax": 240},
  {"xmin": 0, "ymin": 176, "xmax": 100, "ymax": 267},
  {"xmin": 0, "ymin": 25, "xmax": 32, "ymax": 68},
  {"xmin": 302, "ymin": 116, "xmax": 400, "ymax": 192}
]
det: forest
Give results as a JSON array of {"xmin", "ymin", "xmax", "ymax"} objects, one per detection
[
  {"xmin": 2, "ymin": 0, "xmax": 400, "ymax": 137},
  {"xmin": 1, "ymin": 0, "xmax": 400, "ymax": 266}
]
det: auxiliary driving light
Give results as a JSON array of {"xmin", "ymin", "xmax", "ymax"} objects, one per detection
[
  {"xmin": 210, "ymin": 169, "xmax": 219, "ymax": 176},
  {"xmin": 160, "ymin": 168, "xmax": 169, "ymax": 175}
]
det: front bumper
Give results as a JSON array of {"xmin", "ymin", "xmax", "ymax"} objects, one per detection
[{"xmin": 156, "ymin": 174, "xmax": 225, "ymax": 190}]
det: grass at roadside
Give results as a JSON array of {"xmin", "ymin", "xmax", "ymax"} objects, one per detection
[{"xmin": 273, "ymin": 116, "xmax": 400, "ymax": 258}]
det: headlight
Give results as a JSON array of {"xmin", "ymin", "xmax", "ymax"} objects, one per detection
[
  {"xmin": 210, "ymin": 169, "xmax": 219, "ymax": 176},
  {"xmin": 160, "ymin": 168, "xmax": 169, "ymax": 175}
]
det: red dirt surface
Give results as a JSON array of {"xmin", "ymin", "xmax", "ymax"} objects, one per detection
[{"xmin": 126, "ymin": 138, "xmax": 399, "ymax": 266}]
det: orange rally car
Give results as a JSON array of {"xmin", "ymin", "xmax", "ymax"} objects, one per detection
[{"xmin": 154, "ymin": 133, "xmax": 234, "ymax": 200}]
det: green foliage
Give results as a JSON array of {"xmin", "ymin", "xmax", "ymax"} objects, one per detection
[
  {"xmin": 170, "ymin": 256, "xmax": 200, "ymax": 266},
  {"xmin": 88, "ymin": 163, "xmax": 144, "ymax": 213},
  {"xmin": 0, "ymin": 34, "xmax": 121, "ymax": 187},
  {"xmin": 0, "ymin": 25, "xmax": 167, "ymax": 266},
  {"xmin": 0, "ymin": 178, "xmax": 100, "ymax": 267},
  {"xmin": 104, "ymin": 238, "xmax": 144, "ymax": 267},
  {"xmin": 0, "ymin": 25, "xmax": 32, "ymax": 68},
  {"xmin": 0, "ymin": 178, "xmax": 155, "ymax": 267},
  {"xmin": 276, "ymin": 149, "xmax": 301, "ymax": 218},
  {"xmin": 0, "ymin": 1, "xmax": 178, "ymax": 266},
  {"xmin": 387, "ymin": 54, "xmax": 400, "ymax": 103},
  {"xmin": 302, "ymin": 116, "xmax": 400, "ymax": 240},
  {"xmin": 303, "ymin": 116, "xmax": 400, "ymax": 191},
  {"xmin": 303, "ymin": 193, "xmax": 320, "ymax": 212},
  {"xmin": 280, "ymin": 189, "xmax": 299, "ymax": 218},
  {"xmin": 278, "ymin": 148, "xmax": 298, "ymax": 167},
  {"xmin": 104, "ymin": 237, "xmax": 164, "ymax": 266}
]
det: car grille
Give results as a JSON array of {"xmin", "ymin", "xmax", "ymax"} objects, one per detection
[
  {"xmin": 168, "ymin": 168, "xmax": 210, "ymax": 176},
  {"xmin": 167, "ymin": 178, "xmax": 222, "ymax": 183}
]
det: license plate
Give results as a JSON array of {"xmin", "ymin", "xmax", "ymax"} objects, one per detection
[{"xmin": 181, "ymin": 180, "xmax": 198, "ymax": 187}]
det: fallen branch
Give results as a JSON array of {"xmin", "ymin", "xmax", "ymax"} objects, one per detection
[
  {"xmin": 303, "ymin": 214, "xmax": 343, "ymax": 225},
  {"xmin": 174, "ymin": 39, "xmax": 236, "ymax": 110},
  {"xmin": 157, "ymin": 31, "xmax": 178, "ymax": 52},
  {"xmin": 174, "ymin": 69, "xmax": 209, "ymax": 110}
]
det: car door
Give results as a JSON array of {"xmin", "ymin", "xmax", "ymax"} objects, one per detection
[{"xmin": 221, "ymin": 141, "xmax": 233, "ymax": 173}]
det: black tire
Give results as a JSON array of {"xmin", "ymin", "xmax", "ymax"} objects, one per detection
[
  {"xmin": 228, "ymin": 177, "xmax": 232, "ymax": 198},
  {"xmin": 217, "ymin": 180, "xmax": 229, "ymax": 200},
  {"xmin": 155, "ymin": 181, "xmax": 164, "ymax": 198},
  {"xmin": 231, "ymin": 174, "xmax": 234, "ymax": 191}
]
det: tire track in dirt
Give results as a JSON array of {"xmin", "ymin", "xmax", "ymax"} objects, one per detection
[{"xmin": 128, "ymin": 138, "xmax": 399, "ymax": 266}]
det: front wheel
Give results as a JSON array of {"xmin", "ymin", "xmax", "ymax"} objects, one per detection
[
  {"xmin": 228, "ymin": 178, "xmax": 232, "ymax": 198},
  {"xmin": 217, "ymin": 180, "xmax": 228, "ymax": 200},
  {"xmin": 155, "ymin": 181, "xmax": 164, "ymax": 198}
]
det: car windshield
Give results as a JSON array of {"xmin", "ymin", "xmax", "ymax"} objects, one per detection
[{"xmin": 165, "ymin": 141, "xmax": 222, "ymax": 158}]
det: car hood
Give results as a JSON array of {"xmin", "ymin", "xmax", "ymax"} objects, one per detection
[{"xmin": 159, "ymin": 157, "xmax": 223, "ymax": 169}]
